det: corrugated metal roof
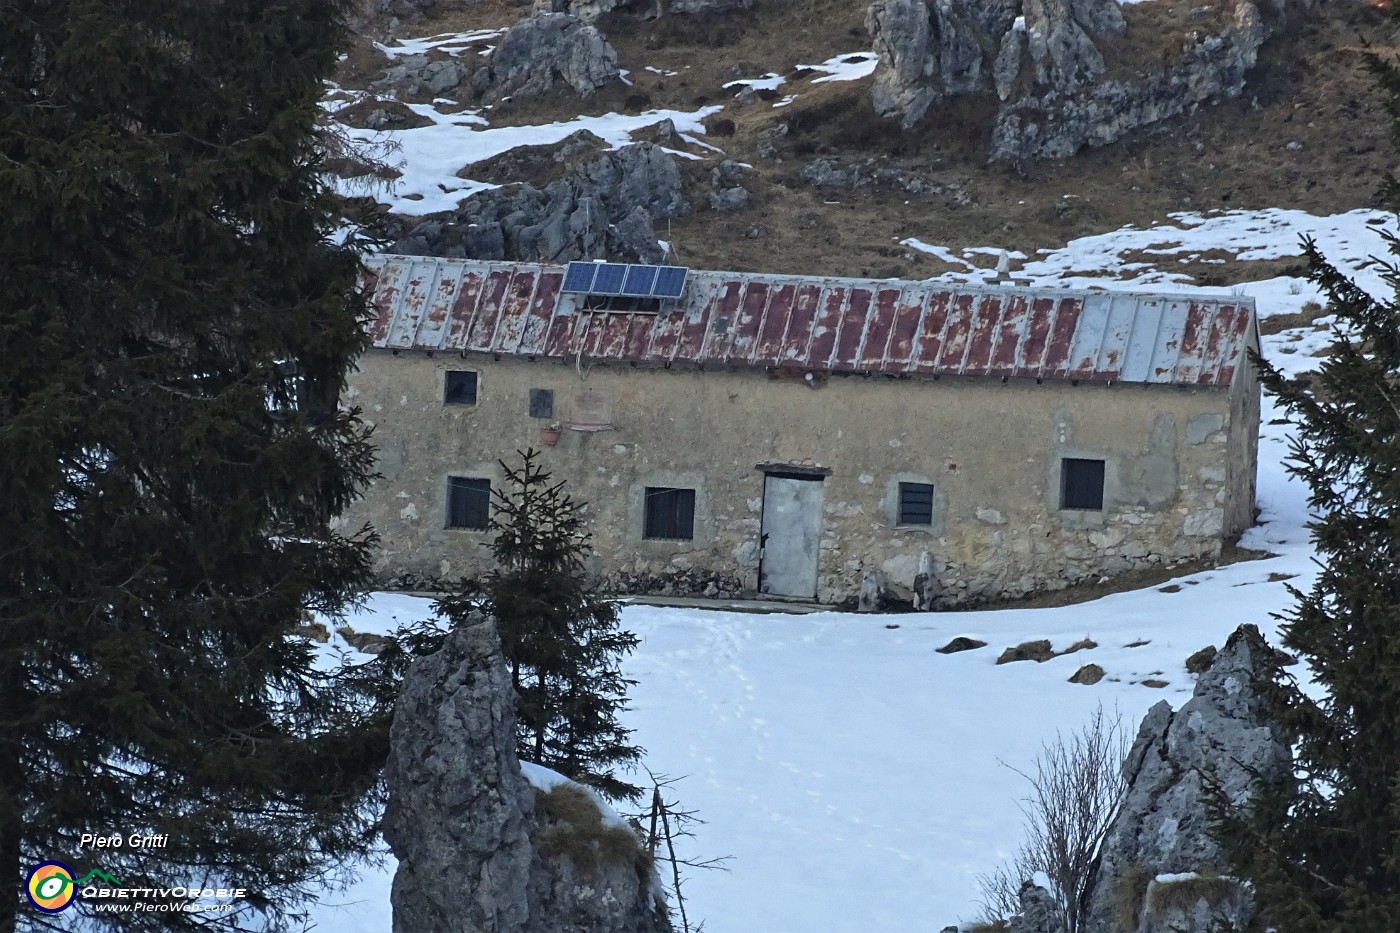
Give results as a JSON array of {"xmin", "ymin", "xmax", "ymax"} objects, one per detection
[{"xmin": 361, "ymin": 254, "xmax": 1257, "ymax": 387}]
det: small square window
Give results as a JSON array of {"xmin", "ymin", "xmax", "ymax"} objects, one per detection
[
  {"xmin": 898, "ymin": 482, "xmax": 935, "ymax": 525},
  {"xmin": 644, "ymin": 487, "xmax": 696, "ymax": 540},
  {"xmin": 444, "ymin": 370, "xmax": 477, "ymax": 406},
  {"xmin": 529, "ymin": 388, "xmax": 554, "ymax": 419},
  {"xmin": 1061, "ymin": 458, "xmax": 1105, "ymax": 511},
  {"xmin": 446, "ymin": 476, "xmax": 491, "ymax": 529}
]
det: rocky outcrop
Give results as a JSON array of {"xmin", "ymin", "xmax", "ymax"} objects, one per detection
[
  {"xmin": 1081, "ymin": 624, "xmax": 1289, "ymax": 933},
  {"xmin": 473, "ymin": 13, "xmax": 621, "ymax": 102},
  {"xmin": 1022, "ymin": 0, "xmax": 1115, "ymax": 93},
  {"xmin": 536, "ymin": 0, "xmax": 751, "ymax": 20},
  {"xmin": 534, "ymin": 0, "xmax": 635, "ymax": 21},
  {"xmin": 1008, "ymin": 882, "xmax": 1063, "ymax": 933},
  {"xmin": 991, "ymin": 0, "xmax": 1271, "ymax": 163},
  {"xmin": 388, "ymin": 141, "xmax": 688, "ymax": 263},
  {"xmin": 868, "ymin": 0, "xmax": 1306, "ymax": 161},
  {"xmin": 867, "ymin": 0, "xmax": 1013, "ymax": 128},
  {"xmin": 384, "ymin": 615, "xmax": 670, "ymax": 933},
  {"xmin": 669, "ymin": 0, "xmax": 753, "ymax": 13},
  {"xmin": 708, "ymin": 159, "xmax": 749, "ymax": 212},
  {"xmin": 374, "ymin": 55, "xmax": 467, "ymax": 98},
  {"xmin": 383, "ymin": 617, "xmax": 535, "ymax": 932}
]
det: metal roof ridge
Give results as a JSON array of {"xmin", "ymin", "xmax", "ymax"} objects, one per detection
[{"xmin": 361, "ymin": 252, "xmax": 1257, "ymax": 309}]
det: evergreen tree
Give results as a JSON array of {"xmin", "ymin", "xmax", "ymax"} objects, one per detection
[
  {"xmin": 438, "ymin": 449, "xmax": 643, "ymax": 801},
  {"xmin": 0, "ymin": 1, "xmax": 395, "ymax": 930},
  {"xmin": 1210, "ymin": 49, "xmax": 1400, "ymax": 931}
]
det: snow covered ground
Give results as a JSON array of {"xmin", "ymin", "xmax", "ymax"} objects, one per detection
[
  {"xmin": 307, "ymin": 28, "xmax": 1400, "ymax": 926},
  {"xmin": 302, "ymin": 204, "xmax": 1395, "ymax": 930}
]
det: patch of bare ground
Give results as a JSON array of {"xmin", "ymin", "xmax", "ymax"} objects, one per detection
[
  {"xmin": 334, "ymin": 96, "xmax": 436, "ymax": 130},
  {"xmin": 973, "ymin": 540, "xmax": 1273, "ymax": 611},
  {"xmin": 1259, "ymin": 299, "xmax": 1328, "ymax": 334},
  {"xmin": 342, "ymin": 0, "xmax": 1400, "ymax": 284}
]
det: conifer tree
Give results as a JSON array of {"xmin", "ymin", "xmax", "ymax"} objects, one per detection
[
  {"xmin": 437, "ymin": 449, "xmax": 643, "ymax": 801},
  {"xmin": 1210, "ymin": 48, "xmax": 1400, "ymax": 932},
  {"xmin": 0, "ymin": 1, "xmax": 394, "ymax": 930}
]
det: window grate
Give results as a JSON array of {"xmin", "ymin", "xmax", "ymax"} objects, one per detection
[
  {"xmin": 529, "ymin": 388, "xmax": 554, "ymax": 419},
  {"xmin": 1061, "ymin": 458, "xmax": 1105, "ymax": 510},
  {"xmin": 444, "ymin": 370, "xmax": 477, "ymax": 406},
  {"xmin": 447, "ymin": 476, "xmax": 491, "ymax": 529},
  {"xmin": 898, "ymin": 482, "xmax": 935, "ymax": 525},
  {"xmin": 644, "ymin": 487, "xmax": 696, "ymax": 540}
]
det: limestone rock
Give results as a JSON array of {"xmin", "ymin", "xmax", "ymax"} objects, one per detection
[
  {"xmin": 992, "ymin": 0, "xmax": 1274, "ymax": 162},
  {"xmin": 755, "ymin": 122, "xmax": 788, "ymax": 159},
  {"xmin": 913, "ymin": 551, "xmax": 937, "ymax": 611},
  {"xmin": 993, "ymin": 27, "xmax": 1025, "ymax": 101},
  {"xmin": 387, "ymin": 141, "xmax": 687, "ymax": 264},
  {"xmin": 867, "ymin": 0, "xmax": 938, "ymax": 128},
  {"xmin": 375, "ymin": 54, "xmax": 467, "ymax": 98},
  {"xmin": 384, "ymin": 615, "xmax": 671, "ymax": 933},
  {"xmin": 534, "ymin": 0, "xmax": 636, "ymax": 21},
  {"xmin": 383, "ymin": 617, "xmax": 534, "ymax": 932},
  {"xmin": 866, "ymin": 0, "xmax": 1016, "ymax": 127},
  {"xmin": 1071, "ymin": 0, "xmax": 1126, "ymax": 38},
  {"xmin": 711, "ymin": 159, "xmax": 746, "ymax": 189},
  {"xmin": 1008, "ymin": 881, "xmax": 1064, "ymax": 933},
  {"xmin": 858, "ymin": 569, "xmax": 886, "ymax": 612},
  {"xmin": 476, "ymin": 12, "xmax": 620, "ymax": 102},
  {"xmin": 1081, "ymin": 624, "xmax": 1289, "ymax": 933},
  {"xmin": 1023, "ymin": 0, "xmax": 1107, "ymax": 93},
  {"xmin": 669, "ymin": 0, "xmax": 753, "ymax": 12},
  {"xmin": 929, "ymin": 0, "xmax": 988, "ymax": 97},
  {"xmin": 709, "ymin": 187, "xmax": 748, "ymax": 211}
]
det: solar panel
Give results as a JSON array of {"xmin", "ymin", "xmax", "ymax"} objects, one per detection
[
  {"xmin": 622, "ymin": 264, "xmax": 659, "ymax": 296},
  {"xmin": 561, "ymin": 261, "xmax": 599, "ymax": 294},
  {"xmin": 560, "ymin": 261, "xmax": 688, "ymax": 301},
  {"xmin": 653, "ymin": 266, "xmax": 688, "ymax": 299},
  {"xmin": 591, "ymin": 263, "xmax": 627, "ymax": 295}
]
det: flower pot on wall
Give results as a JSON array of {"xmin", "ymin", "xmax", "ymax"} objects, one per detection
[{"xmin": 539, "ymin": 426, "xmax": 561, "ymax": 447}]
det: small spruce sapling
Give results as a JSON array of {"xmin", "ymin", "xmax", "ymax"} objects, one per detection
[{"xmin": 438, "ymin": 449, "xmax": 643, "ymax": 801}]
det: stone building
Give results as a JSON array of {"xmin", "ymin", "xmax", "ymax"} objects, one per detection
[{"xmin": 341, "ymin": 254, "xmax": 1260, "ymax": 608}]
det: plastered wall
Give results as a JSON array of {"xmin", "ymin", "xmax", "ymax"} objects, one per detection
[{"xmin": 339, "ymin": 350, "xmax": 1258, "ymax": 607}]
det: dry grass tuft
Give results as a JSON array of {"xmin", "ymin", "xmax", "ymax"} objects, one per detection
[
  {"xmin": 965, "ymin": 922, "xmax": 1011, "ymax": 933},
  {"xmin": 1147, "ymin": 872, "xmax": 1244, "ymax": 914},
  {"xmin": 997, "ymin": 639, "xmax": 1056, "ymax": 664},
  {"xmin": 1112, "ymin": 862, "xmax": 1156, "ymax": 932},
  {"xmin": 535, "ymin": 783, "xmax": 652, "ymax": 879},
  {"xmin": 1259, "ymin": 300, "xmax": 1330, "ymax": 335}
]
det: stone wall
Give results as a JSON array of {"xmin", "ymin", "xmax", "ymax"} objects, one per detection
[{"xmin": 339, "ymin": 353, "xmax": 1257, "ymax": 606}]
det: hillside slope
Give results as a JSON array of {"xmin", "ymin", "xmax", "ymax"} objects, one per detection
[{"xmin": 336, "ymin": 0, "xmax": 1397, "ymax": 283}]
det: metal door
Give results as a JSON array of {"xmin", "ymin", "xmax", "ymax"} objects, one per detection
[{"xmin": 759, "ymin": 474, "xmax": 825, "ymax": 598}]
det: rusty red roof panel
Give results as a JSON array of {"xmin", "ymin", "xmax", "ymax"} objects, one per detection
[{"xmin": 360, "ymin": 256, "xmax": 1258, "ymax": 387}]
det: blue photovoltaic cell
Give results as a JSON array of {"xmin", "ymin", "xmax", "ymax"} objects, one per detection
[
  {"xmin": 623, "ymin": 265, "xmax": 659, "ymax": 296},
  {"xmin": 653, "ymin": 266, "xmax": 687, "ymax": 299},
  {"xmin": 561, "ymin": 261, "xmax": 599, "ymax": 294},
  {"xmin": 591, "ymin": 263, "xmax": 627, "ymax": 295}
]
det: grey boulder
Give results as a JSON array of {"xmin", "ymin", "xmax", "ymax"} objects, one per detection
[{"xmin": 476, "ymin": 12, "xmax": 621, "ymax": 102}]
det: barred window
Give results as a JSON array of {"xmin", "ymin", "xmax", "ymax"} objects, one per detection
[
  {"xmin": 1061, "ymin": 458, "xmax": 1105, "ymax": 511},
  {"xmin": 897, "ymin": 482, "xmax": 935, "ymax": 525},
  {"xmin": 446, "ymin": 476, "xmax": 490, "ymax": 529},
  {"xmin": 643, "ymin": 488, "xmax": 695, "ymax": 540},
  {"xmin": 444, "ymin": 371, "xmax": 477, "ymax": 406}
]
